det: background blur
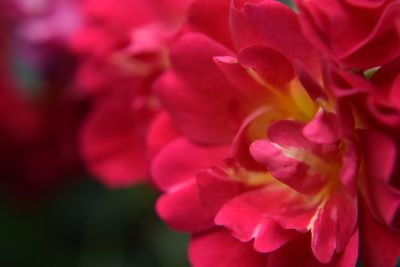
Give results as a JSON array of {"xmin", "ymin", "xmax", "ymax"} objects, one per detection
[
  {"xmin": 0, "ymin": 181, "xmax": 190, "ymax": 267},
  {"xmin": 0, "ymin": 1, "xmax": 190, "ymax": 266}
]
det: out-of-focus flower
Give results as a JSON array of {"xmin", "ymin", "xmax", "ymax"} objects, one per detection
[
  {"xmin": 296, "ymin": 0, "xmax": 400, "ymax": 68},
  {"xmin": 151, "ymin": 0, "xmax": 400, "ymax": 266},
  {"xmin": 72, "ymin": 0, "xmax": 193, "ymax": 188},
  {"xmin": 16, "ymin": 0, "xmax": 82, "ymax": 43},
  {"xmin": 0, "ymin": 0, "xmax": 87, "ymax": 205}
]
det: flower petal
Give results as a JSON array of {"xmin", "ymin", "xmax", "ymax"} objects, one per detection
[
  {"xmin": 187, "ymin": 0, "xmax": 234, "ymax": 48},
  {"xmin": 216, "ymin": 187, "xmax": 316, "ymax": 250},
  {"xmin": 152, "ymin": 139, "xmax": 228, "ymax": 232},
  {"xmin": 146, "ymin": 111, "xmax": 179, "ymax": 160},
  {"xmin": 359, "ymin": 130, "xmax": 400, "ymax": 227},
  {"xmin": 311, "ymin": 190, "xmax": 357, "ymax": 263},
  {"xmin": 80, "ymin": 94, "xmax": 147, "ymax": 188},
  {"xmin": 250, "ymin": 120, "xmax": 331, "ymax": 194},
  {"xmin": 238, "ymin": 45, "xmax": 295, "ymax": 87},
  {"xmin": 156, "ymin": 180, "xmax": 215, "ymax": 232},
  {"xmin": 360, "ymin": 197, "xmax": 400, "ymax": 267},
  {"xmin": 189, "ymin": 228, "xmax": 267, "ymax": 267},
  {"xmin": 196, "ymin": 168, "xmax": 247, "ymax": 215},
  {"xmin": 339, "ymin": 139, "xmax": 360, "ymax": 196},
  {"xmin": 303, "ymin": 108, "xmax": 342, "ymax": 144},
  {"xmin": 151, "ymin": 138, "xmax": 228, "ymax": 192},
  {"xmin": 231, "ymin": 0, "xmax": 320, "ymax": 75},
  {"xmin": 154, "ymin": 33, "xmax": 242, "ymax": 145}
]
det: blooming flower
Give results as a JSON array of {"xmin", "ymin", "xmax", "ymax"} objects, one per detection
[
  {"xmin": 72, "ymin": 0, "xmax": 192, "ymax": 188},
  {"xmin": 151, "ymin": 0, "xmax": 400, "ymax": 266}
]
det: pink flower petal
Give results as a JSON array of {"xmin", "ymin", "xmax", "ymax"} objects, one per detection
[
  {"xmin": 294, "ymin": 60, "xmax": 327, "ymax": 101},
  {"xmin": 266, "ymin": 235, "xmax": 319, "ymax": 267},
  {"xmin": 253, "ymin": 219, "xmax": 300, "ymax": 253},
  {"xmin": 187, "ymin": 0, "xmax": 234, "ymax": 49},
  {"xmin": 250, "ymin": 120, "xmax": 331, "ymax": 194},
  {"xmin": 360, "ymin": 197, "xmax": 400, "ymax": 267},
  {"xmin": 323, "ymin": 61, "xmax": 371, "ymax": 98},
  {"xmin": 154, "ymin": 33, "xmax": 242, "ymax": 145},
  {"xmin": 231, "ymin": 0, "xmax": 320, "ymax": 75},
  {"xmin": 189, "ymin": 228, "xmax": 267, "ymax": 267},
  {"xmin": 250, "ymin": 139, "xmax": 325, "ymax": 194},
  {"xmin": 152, "ymin": 139, "xmax": 228, "ymax": 233},
  {"xmin": 146, "ymin": 111, "xmax": 179, "ymax": 160},
  {"xmin": 332, "ymin": 229, "xmax": 359, "ymax": 267},
  {"xmin": 151, "ymin": 138, "xmax": 228, "ymax": 192},
  {"xmin": 238, "ymin": 45, "xmax": 295, "ymax": 87},
  {"xmin": 359, "ymin": 130, "xmax": 400, "ymax": 227},
  {"xmin": 339, "ymin": 139, "xmax": 360, "ymax": 196},
  {"xmin": 303, "ymin": 108, "xmax": 342, "ymax": 144},
  {"xmin": 196, "ymin": 168, "xmax": 247, "ymax": 215},
  {"xmin": 361, "ymin": 130, "xmax": 397, "ymax": 184},
  {"xmin": 230, "ymin": 106, "xmax": 274, "ymax": 170},
  {"xmin": 297, "ymin": 0, "xmax": 400, "ymax": 67},
  {"xmin": 80, "ymin": 94, "xmax": 147, "ymax": 188},
  {"xmin": 311, "ymin": 190, "xmax": 357, "ymax": 263},
  {"xmin": 156, "ymin": 180, "xmax": 215, "ymax": 232},
  {"xmin": 216, "ymin": 187, "xmax": 316, "ymax": 250},
  {"xmin": 213, "ymin": 55, "xmax": 266, "ymax": 96}
]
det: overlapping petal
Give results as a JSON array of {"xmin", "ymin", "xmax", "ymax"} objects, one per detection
[{"xmin": 297, "ymin": 0, "xmax": 400, "ymax": 67}]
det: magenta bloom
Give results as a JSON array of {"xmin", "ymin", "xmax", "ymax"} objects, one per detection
[
  {"xmin": 72, "ymin": 0, "xmax": 192, "ymax": 188},
  {"xmin": 151, "ymin": 0, "xmax": 400, "ymax": 266}
]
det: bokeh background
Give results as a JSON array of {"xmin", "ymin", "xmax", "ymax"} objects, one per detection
[{"xmin": 0, "ymin": 182, "xmax": 189, "ymax": 267}]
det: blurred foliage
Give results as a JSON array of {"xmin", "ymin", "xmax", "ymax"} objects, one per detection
[
  {"xmin": 0, "ymin": 180, "xmax": 189, "ymax": 267},
  {"xmin": 278, "ymin": 0, "xmax": 296, "ymax": 10}
]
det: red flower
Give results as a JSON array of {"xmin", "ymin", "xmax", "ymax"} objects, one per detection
[
  {"xmin": 73, "ymin": 0, "xmax": 192, "ymax": 187},
  {"xmin": 152, "ymin": 0, "xmax": 400, "ymax": 266}
]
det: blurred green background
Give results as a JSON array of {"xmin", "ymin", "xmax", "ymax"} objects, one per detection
[{"xmin": 0, "ymin": 181, "xmax": 189, "ymax": 267}]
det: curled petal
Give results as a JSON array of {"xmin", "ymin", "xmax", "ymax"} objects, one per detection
[
  {"xmin": 250, "ymin": 120, "xmax": 333, "ymax": 194},
  {"xmin": 250, "ymin": 139, "xmax": 326, "ymax": 194},
  {"xmin": 216, "ymin": 187, "xmax": 316, "ymax": 249},
  {"xmin": 238, "ymin": 45, "xmax": 295, "ymax": 87},
  {"xmin": 303, "ymin": 108, "xmax": 342, "ymax": 144},
  {"xmin": 231, "ymin": 0, "xmax": 320, "ymax": 76},
  {"xmin": 214, "ymin": 56, "xmax": 266, "ymax": 96},
  {"xmin": 311, "ymin": 190, "xmax": 357, "ymax": 263}
]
